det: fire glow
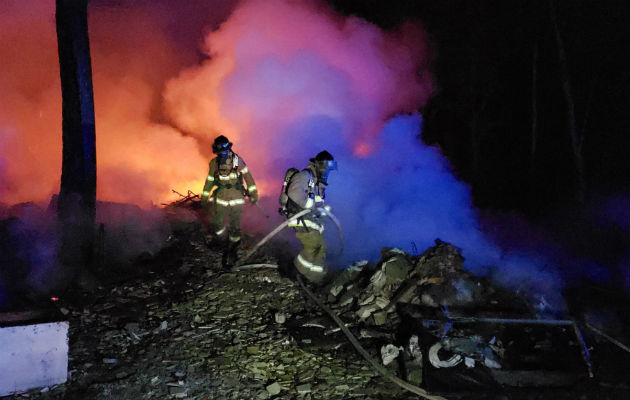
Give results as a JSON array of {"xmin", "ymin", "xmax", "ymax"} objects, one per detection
[
  {"xmin": 0, "ymin": 0, "xmax": 432, "ymax": 207},
  {"xmin": 1, "ymin": 0, "xmax": 571, "ymax": 310}
]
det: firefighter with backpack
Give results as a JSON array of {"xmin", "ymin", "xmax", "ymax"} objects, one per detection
[
  {"xmin": 201, "ymin": 135, "xmax": 258, "ymax": 267},
  {"xmin": 279, "ymin": 150, "xmax": 337, "ymax": 284}
]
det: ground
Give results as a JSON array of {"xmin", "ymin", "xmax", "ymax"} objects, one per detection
[{"xmin": 4, "ymin": 219, "xmax": 629, "ymax": 400}]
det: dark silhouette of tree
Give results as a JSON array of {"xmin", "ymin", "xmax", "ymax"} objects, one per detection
[
  {"xmin": 55, "ymin": 0, "xmax": 96, "ymax": 283},
  {"xmin": 549, "ymin": 0, "xmax": 585, "ymax": 204}
]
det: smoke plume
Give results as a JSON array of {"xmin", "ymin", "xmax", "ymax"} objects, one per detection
[{"xmin": 6, "ymin": 0, "xmax": 621, "ymax": 313}]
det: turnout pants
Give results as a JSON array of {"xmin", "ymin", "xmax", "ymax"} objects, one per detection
[
  {"xmin": 211, "ymin": 202, "xmax": 243, "ymax": 243},
  {"xmin": 294, "ymin": 229, "xmax": 327, "ymax": 283}
]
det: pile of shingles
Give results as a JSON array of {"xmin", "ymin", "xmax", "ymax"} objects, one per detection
[
  {"xmin": 313, "ymin": 239, "xmax": 587, "ymax": 391},
  {"xmin": 16, "ymin": 225, "xmax": 407, "ymax": 400},
  {"xmin": 12, "ymin": 206, "xmax": 593, "ymax": 399}
]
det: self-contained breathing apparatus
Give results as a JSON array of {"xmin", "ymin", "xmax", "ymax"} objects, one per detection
[
  {"xmin": 278, "ymin": 167, "xmax": 315, "ymax": 216},
  {"xmin": 278, "ymin": 150, "xmax": 336, "ymax": 217},
  {"xmin": 213, "ymin": 153, "xmax": 246, "ymax": 194}
]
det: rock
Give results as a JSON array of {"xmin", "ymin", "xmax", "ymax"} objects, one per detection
[
  {"xmin": 372, "ymin": 311, "xmax": 388, "ymax": 326},
  {"xmin": 297, "ymin": 383, "xmax": 312, "ymax": 393},
  {"xmin": 356, "ymin": 303, "xmax": 379, "ymax": 320},
  {"xmin": 380, "ymin": 344, "xmax": 403, "ymax": 366},
  {"xmin": 274, "ymin": 312, "xmax": 286, "ymax": 324},
  {"xmin": 266, "ymin": 382, "xmax": 282, "ymax": 395}
]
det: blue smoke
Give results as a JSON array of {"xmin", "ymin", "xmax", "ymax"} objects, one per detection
[
  {"xmin": 322, "ymin": 114, "xmax": 567, "ymax": 312},
  {"xmin": 251, "ymin": 112, "xmax": 628, "ymax": 313},
  {"xmin": 327, "ymin": 114, "xmax": 487, "ymax": 262}
]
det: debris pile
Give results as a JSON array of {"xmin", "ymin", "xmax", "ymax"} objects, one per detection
[
  {"xmin": 10, "ymin": 227, "xmax": 409, "ymax": 399},
  {"xmin": 316, "ymin": 239, "xmax": 594, "ymax": 392},
  {"xmin": 6, "ymin": 212, "xmax": 628, "ymax": 399}
]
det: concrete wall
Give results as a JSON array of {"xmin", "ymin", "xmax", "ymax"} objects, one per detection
[{"xmin": 0, "ymin": 321, "xmax": 69, "ymax": 396}]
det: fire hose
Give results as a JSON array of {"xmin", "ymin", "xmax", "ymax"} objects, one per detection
[
  {"xmin": 230, "ymin": 208, "xmax": 444, "ymax": 398},
  {"xmin": 232, "ymin": 207, "xmax": 344, "ymax": 271},
  {"xmin": 318, "ymin": 206, "xmax": 344, "ymax": 256}
]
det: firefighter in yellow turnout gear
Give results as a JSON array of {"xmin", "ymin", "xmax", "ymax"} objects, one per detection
[
  {"xmin": 285, "ymin": 150, "xmax": 337, "ymax": 284},
  {"xmin": 201, "ymin": 135, "xmax": 258, "ymax": 267}
]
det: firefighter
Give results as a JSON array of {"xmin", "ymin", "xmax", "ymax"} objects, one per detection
[
  {"xmin": 285, "ymin": 150, "xmax": 337, "ymax": 284},
  {"xmin": 201, "ymin": 135, "xmax": 258, "ymax": 267}
]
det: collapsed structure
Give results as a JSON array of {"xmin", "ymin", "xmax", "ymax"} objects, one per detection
[
  {"xmin": 169, "ymin": 189, "xmax": 612, "ymax": 396},
  {"xmin": 293, "ymin": 239, "xmax": 594, "ymax": 394}
]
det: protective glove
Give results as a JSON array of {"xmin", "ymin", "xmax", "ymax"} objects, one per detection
[
  {"xmin": 249, "ymin": 191, "xmax": 258, "ymax": 204},
  {"xmin": 200, "ymin": 194, "xmax": 210, "ymax": 209}
]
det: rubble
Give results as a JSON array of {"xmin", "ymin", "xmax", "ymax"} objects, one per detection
[
  {"xmin": 317, "ymin": 239, "xmax": 600, "ymax": 392},
  {"xmin": 6, "ymin": 212, "xmax": 628, "ymax": 400},
  {"xmin": 8, "ymin": 224, "xmax": 403, "ymax": 399}
]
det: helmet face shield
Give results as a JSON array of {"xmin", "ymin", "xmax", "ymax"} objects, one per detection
[
  {"xmin": 311, "ymin": 150, "xmax": 337, "ymax": 184},
  {"xmin": 316, "ymin": 159, "xmax": 336, "ymax": 184},
  {"xmin": 323, "ymin": 159, "xmax": 337, "ymax": 171},
  {"xmin": 212, "ymin": 142, "xmax": 231, "ymax": 154},
  {"xmin": 316, "ymin": 159, "xmax": 337, "ymax": 173},
  {"xmin": 212, "ymin": 136, "xmax": 232, "ymax": 158}
]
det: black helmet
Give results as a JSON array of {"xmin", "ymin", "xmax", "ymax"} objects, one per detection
[
  {"xmin": 310, "ymin": 150, "xmax": 337, "ymax": 185},
  {"xmin": 212, "ymin": 135, "xmax": 232, "ymax": 154},
  {"xmin": 310, "ymin": 150, "xmax": 337, "ymax": 171}
]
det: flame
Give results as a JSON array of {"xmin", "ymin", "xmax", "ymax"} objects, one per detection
[{"xmin": 0, "ymin": 0, "xmax": 432, "ymax": 208}]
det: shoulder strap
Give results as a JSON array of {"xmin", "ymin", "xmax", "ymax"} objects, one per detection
[
  {"xmin": 212, "ymin": 157, "xmax": 220, "ymax": 181},
  {"xmin": 303, "ymin": 168, "xmax": 315, "ymax": 190}
]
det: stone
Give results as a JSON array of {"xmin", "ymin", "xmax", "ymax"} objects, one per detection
[
  {"xmin": 380, "ymin": 344, "xmax": 403, "ymax": 366},
  {"xmin": 168, "ymin": 385, "xmax": 187, "ymax": 397},
  {"xmin": 266, "ymin": 382, "xmax": 282, "ymax": 395},
  {"xmin": 274, "ymin": 312, "xmax": 286, "ymax": 324},
  {"xmin": 372, "ymin": 311, "xmax": 388, "ymax": 326},
  {"xmin": 296, "ymin": 383, "xmax": 312, "ymax": 393},
  {"xmin": 356, "ymin": 304, "xmax": 379, "ymax": 320}
]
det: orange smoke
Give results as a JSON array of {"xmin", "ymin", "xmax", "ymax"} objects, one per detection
[
  {"xmin": 1, "ymin": 0, "xmax": 432, "ymax": 208},
  {"xmin": 0, "ymin": 0, "xmax": 239, "ymax": 207}
]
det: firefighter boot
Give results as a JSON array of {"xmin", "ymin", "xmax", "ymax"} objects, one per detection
[
  {"xmin": 206, "ymin": 232, "xmax": 227, "ymax": 250},
  {"xmin": 222, "ymin": 240, "xmax": 240, "ymax": 269},
  {"xmin": 276, "ymin": 253, "xmax": 297, "ymax": 280}
]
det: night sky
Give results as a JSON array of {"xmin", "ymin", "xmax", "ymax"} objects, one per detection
[{"xmin": 328, "ymin": 0, "xmax": 629, "ymax": 213}]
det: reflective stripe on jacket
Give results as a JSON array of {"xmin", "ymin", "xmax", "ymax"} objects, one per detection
[
  {"xmin": 288, "ymin": 218, "xmax": 324, "ymax": 233},
  {"xmin": 201, "ymin": 152, "xmax": 256, "ymax": 205}
]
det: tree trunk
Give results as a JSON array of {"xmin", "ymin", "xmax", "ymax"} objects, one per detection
[
  {"xmin": 549, "ymin": 0, "xmax": 585, "ymax": 204},
  {"xmin": 56, "ymin": 0, "xmax": 97, "ymax": 281},
  {"xmin": 529, "ymin": 42, "xmax": 538, "ymax": 190}
]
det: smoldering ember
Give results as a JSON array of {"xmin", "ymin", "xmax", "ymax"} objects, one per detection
[{"xmin": 0, "ymin": 0, "xmax": 629, "ymax": 400}]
